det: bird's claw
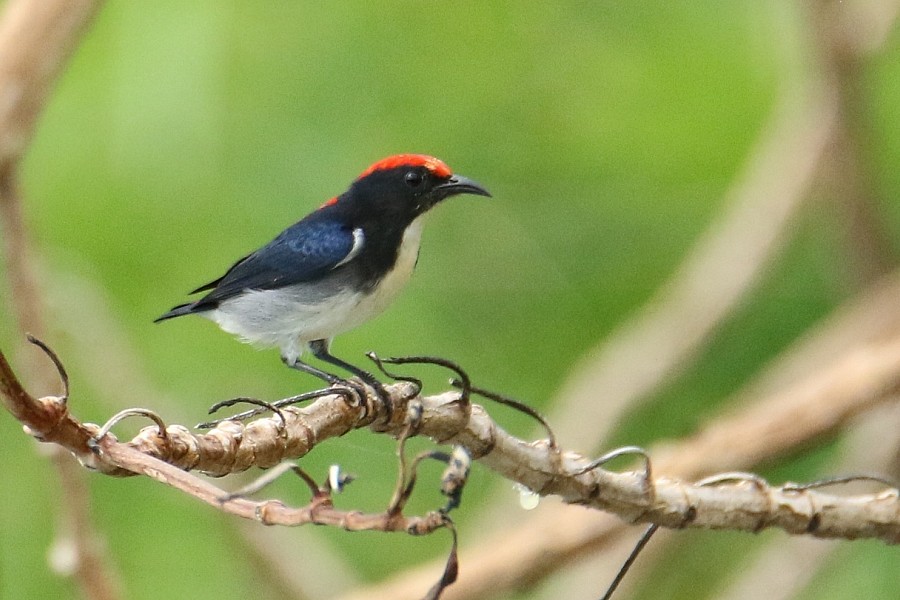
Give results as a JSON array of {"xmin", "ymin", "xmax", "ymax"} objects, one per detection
[{"xmin": 332, "ymin": 377, "xmax": 392, "ymax": 426}]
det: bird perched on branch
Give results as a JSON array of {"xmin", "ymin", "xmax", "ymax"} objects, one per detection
[{"xmin": 156, "ymin": 154, "xmax": 490, "ymax": 389}]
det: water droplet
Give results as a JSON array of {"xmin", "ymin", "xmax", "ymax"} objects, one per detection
[{"xmin": 515, "ymin": 483, "xmax": 540, "ymax": 510}]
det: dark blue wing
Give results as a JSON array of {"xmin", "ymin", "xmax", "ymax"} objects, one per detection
[{"xmin": 193, "ymin": 218, "xmax": 358, "ymax": 306}]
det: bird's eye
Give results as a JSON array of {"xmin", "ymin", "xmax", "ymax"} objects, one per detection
[{"xmin": 404, "ymin": 171, "xmax": 424, "ymax": 188}]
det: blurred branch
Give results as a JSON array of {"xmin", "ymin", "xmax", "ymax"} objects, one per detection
[
  {"xmin": 549, "ymin": 84, "xmax": 838, "ymax": 452},
  {"xmin": 237, "ymin": 523, "xmax": 361, "ymax": 600},
  {"xmin": 0, "ymin": 0, "xmax": 105, "ymax": 451},
  {"xmin": 549, "ymin": 0, "xmax": 900, "ymax": 459},
  {"xmin": 0, "ymin": 0, "xmax": 100, "ymax": 172},
  {"xmin": 807, "ymin": 0, "xmax": 899, "ymax": 284},
  {"xmin": 0, "ymin": 1, "xmax": 117, "ymax": 599}
]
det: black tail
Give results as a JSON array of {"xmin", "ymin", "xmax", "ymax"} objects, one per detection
[{"xmin": 154, "ymin": 302, "xmax": 202, "ymax": 323}]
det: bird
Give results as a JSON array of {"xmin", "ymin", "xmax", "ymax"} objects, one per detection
[{"xmin": 155, "ymin": 154, "xmax": 490, "ymax": 390}]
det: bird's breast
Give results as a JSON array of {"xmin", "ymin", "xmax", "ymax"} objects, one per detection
[{"xmin": 357, "ymin": 215, "xmax": 424, "ymax": 316}]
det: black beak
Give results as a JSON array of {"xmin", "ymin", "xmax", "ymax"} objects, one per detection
[{"xmin": 431, "ymin": 174, "xmax": 492, "ymax": 202}]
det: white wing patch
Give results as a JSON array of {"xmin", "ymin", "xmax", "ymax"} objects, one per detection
[{"xmin": 334, "ymin": 227, "xmax": 364, "ymax": 268}]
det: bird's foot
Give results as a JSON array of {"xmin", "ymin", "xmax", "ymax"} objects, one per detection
[
  {"xmin": 329, "ymin": 376, "xmax": 392, "ymax": 427},
  {"xmin": 284, "ymin": 350, "xmax": 393, "ymax": 425}
]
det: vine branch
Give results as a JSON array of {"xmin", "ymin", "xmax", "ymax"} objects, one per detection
[{"xmin": 2, "ymin": 341, "xmax": 897, "ymax": 549}]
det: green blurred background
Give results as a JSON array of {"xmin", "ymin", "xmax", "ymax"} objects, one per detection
[{"xmin": 2, "ymin": 1, "xmax": 899, "ymax": 598}]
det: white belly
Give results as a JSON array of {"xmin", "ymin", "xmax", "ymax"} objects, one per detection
[{"xmin": 207, "ymin": 217, "xmax": 424, "ymax": 363}]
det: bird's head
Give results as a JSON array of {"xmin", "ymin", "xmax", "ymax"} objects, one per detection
[{"xmin": 333, "ymin": 154, "xmax": 491, "ymax": 224}]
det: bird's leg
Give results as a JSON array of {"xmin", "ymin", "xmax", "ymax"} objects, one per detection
[
  {"xmin": 308, "ymin": 340, "xmax": 381, "ymax": 387},
  {"xmin": 281, "ymin": 354, "xmax": 344, "ymax": 385},
  {"xmin": 280, "ymin": 353, "xmax": 372, "ymax": 416},
  {"xmin": 308, "ymin": 339, "xmax": 392, "ymax": 423}
]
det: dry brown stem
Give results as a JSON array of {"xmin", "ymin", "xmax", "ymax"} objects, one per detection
[
  {"xmin": 2, "ymin": 338, "xmax": 898, "ymax": 556},
  {"xmin": 97, "ymin": 440, "xmax": 452, "ymax": 534}
]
